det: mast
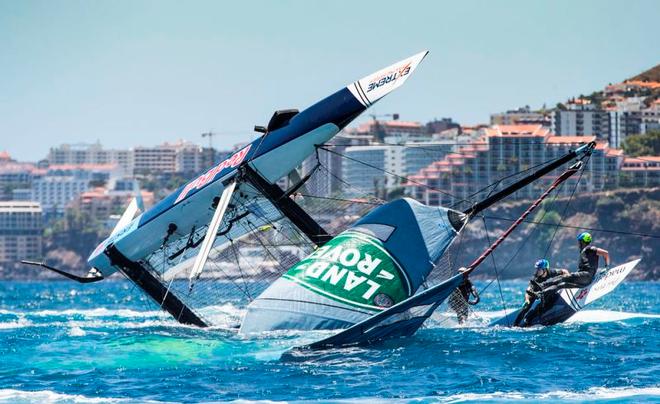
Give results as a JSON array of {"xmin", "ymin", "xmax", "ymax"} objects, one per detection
[{"xmin": 241, "ymin": 165, "xmax": 333, "ymax": 246}]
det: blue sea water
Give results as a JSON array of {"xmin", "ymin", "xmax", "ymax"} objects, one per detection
[{"xmin": 0, "ymin": 280, "xmax": 658, "ymax": 403}]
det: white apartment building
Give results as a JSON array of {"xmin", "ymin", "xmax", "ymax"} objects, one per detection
[
  {"xmin": 0, "ymin": 201, "xmax": 42, "ymax": 263},
  {"xmin": 134, "ymin": 140, "xmax": 205, "ymax": 174},
  {"xmin": 31, "ymin": 164, "xmax": 120, "ymax": 215},
  {"xmin": 342, "ymin": 145, "xmax": 388, "ymax": 195},
  {"xmin": 552, "ymin": 100, "xmax": 611, "ymax": 141},
  {"xmin": 48, "ymin": 142, "xmax": 133, "ymax": 176}
]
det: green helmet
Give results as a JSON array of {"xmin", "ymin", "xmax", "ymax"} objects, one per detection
[{"xmin": 577, "ymin": 232, "xmax": 592, "ymax": 244}]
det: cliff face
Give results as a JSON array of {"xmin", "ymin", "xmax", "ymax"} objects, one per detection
[{"xmin": 456, "ymin": 188, "xmax": 660, "ymax": 280}]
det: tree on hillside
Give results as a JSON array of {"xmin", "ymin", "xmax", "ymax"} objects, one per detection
[
  {"xmin": 532, "ymin": 208, "xmax": 562, "ymax": 251},
  {"xmin": 622, "ymin": 130, "xmax": 660, "ymax": 156}
]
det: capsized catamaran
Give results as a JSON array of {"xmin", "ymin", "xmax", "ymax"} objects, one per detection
[
  {"xmin": 23, "ymin": 51, "xmax": 602, "ymax": 349},
  {"xmin": 23, "ymin": 51, "xmax": 432, "ymax": 328}
]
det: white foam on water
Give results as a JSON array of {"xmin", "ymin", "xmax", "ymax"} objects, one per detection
[
  {"xmin": 0, "ymin": 318, "xmax": 182, "ymax": 331},
  {"xmin": 566, "ymin": 309, "xmax": 660, "ymax": 324},
  {"xmin": 67, "ymin": 324, "xmax": 87, "ymax": 337},
  {"xmin": 327, "ymin": 386, "xmax": 660, "ymax": 403},
  {"xmin": 0, "ymin": 308, "xmax": 167, "ymax": 318},
  {"xmin": 0, "ymin": 317, "xmax": 32, "ymax": 329},
  {"xmin": 440, "ymin": 309, "xmax": 660, "ymax": 329},
  {"xmin": 28, "ymin": 308, "xmax": 168, "ymax": 318},
  {"xmin": 0, "ymin": 389, "xmax": 162, "ymax": 403},
  {"xmin": 197, "ymin": 303, "xmax": 245, "ymax": 329},
  {"xmin": 0, "ymin": 306, "xmax": 249, "ymax": 331},
  {"xmin": 437, "ymin": 386, "xmax": 660, "ymax": 402}
]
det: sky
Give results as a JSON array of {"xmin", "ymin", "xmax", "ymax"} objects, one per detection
[{"xmin": 1, "ymin": 0, "xmax": 659, "ymax": 162}]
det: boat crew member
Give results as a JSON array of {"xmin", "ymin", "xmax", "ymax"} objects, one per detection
[
  {"xmin": 448, "ymin": 273, "xmax": 480, "ymax": 324},
  {"xmin": 534, "ymin": 232, "xmax": 610, "ymax": 298},
  {"xmin": 513, "ymin": 259, "xmax": 568, "ymax": 327}
]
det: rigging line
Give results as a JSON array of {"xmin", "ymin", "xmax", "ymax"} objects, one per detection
[
  {"xmin": 205, "ymin": 197, "xmax": 257, "ymax": 301},
  {"xmin": 205, "ymin": 239, "xmax": 252, "ymax": 302},
  {"xmin": 220, "ymin": 214, "xmax": 257, "ymax": 301},
  {"xmin": 163, "ymin": 243, "xmax": 189, "ymax": 303},
  {"xmin": 244, "ymin": 219, "xmax": 301, "ymax": 271},
  {"xmin": 423, "ymin": 231, "xmax": 468, "ymax": 329},
  {"xmin": 228, "ymin": 229, "xmax": 254, "ymax": 302},
  {"xmin": 544, "ymin": 154, "xmax": 590, "ymax": 258},
  {"xmin": 316, "ymin": 161, "xmax": 384, "ymax": 204},
  {"xmin": 249, "ymin": 199, "xmax": 320, "ymax": 248},
  {"xmin": 164, "ymin": 226, "xmax": 198, "ymax": 301},
  {"xmin": 319, "ymin": 146, "xmax": 470, "ymax": 203},
  {"xmin": 481, "ymin": 215, "xmax": 660, "ymax": 240},
  {"xmin": 245, "ymin": 197, "xmax": 308, "ymax": 249},
  {"xmin": 297, "ymin": 193, "xmax": 383, "ymax": 206},
  {"xmin": 475, "ymin": 173, "xmax": 571, "ymax": 297},
  {"xmin": 158, "ymin": 236, "xmax": 174, "ymax": 308},
  {"xmin": 481, "ymin": 215, "xmax": 508, "ymax": 319},
  {"xmin": 234, "ymin": 221, "xmax": 286, "ymax": 299},
  {"xmin": 321, "ymin": 144, "xmax": 463, "ymax": 202},
  {"xmin": 317, "ymin": 163, "xmax": 353, "ymax": 191},
  {"xmin": 243, "ymin": 220, "xmax": 295, "ymax": 280}
]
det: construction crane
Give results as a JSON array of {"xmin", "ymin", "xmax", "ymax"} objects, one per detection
[
  {"xmin": 368, "ymin": 113, "xmax": 399, "ymax": 141},
  {"xmin": 201, "ymin": 131, "xmax": 217, "ymax": 149},
  {"xmin": 201, "ymin": 131, "xmax": 217, "ymax": 165},
  {"xmin": 369, "ymin": 113, "xmax": 399, "ymax": 121}
]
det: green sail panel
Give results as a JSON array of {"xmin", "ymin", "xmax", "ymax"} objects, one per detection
[{"xmin": 281, "ymin": 231, "xmax": 411, "ymax": 311}]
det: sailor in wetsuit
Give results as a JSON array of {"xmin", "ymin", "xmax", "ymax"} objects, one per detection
[
  {"xmin": 534, "ymin": 232, "xmax": 610, "ymax": 298},
  {"xmin": 513, "ymin": 259, "xmax": 568, "ymax": 327},
  {"xmin": 448, "ymin": 275, "xmax": 480, "ymax": 324}
]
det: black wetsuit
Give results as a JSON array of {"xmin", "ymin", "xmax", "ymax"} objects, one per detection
[
  {"xmin": 513, "ymin": 268, "xmax": 562, "ymax": 326},
  {"xmin": 448, "ymin": 278, "xmax": 480, "ymax": 324},
  {"xmin": 538, "ymin": 246, "xmax": 599, "ymax": 295}
]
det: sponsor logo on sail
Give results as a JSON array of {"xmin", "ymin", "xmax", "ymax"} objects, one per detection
[
  {"xmin": 366, "ymin": 62, "xmax": 412, "ymax": 93},
  {"xmin": 175, "ymin": 145, "xmax": 251, "ymax": 204},
  {"xmin": 282, "ymin": 231, "xmax": 410, "ymax": 311}
]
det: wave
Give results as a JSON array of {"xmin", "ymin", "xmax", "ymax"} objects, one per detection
[
  {"xmin": 0, "ymin": 308, "xmax": 167, "ymax": 318},
  {"xmin": 435, "ymin": 386, "xmax": 660, "ymax": 402},
  {"xmin": 0, "ymin": 304, "xmax": 246, "ymax": 332},
  {"xmin": 311, "ymin": 386, "xmax": 660, "ymax": 403},
  {"xmin": 0, "ymin": 318, "xmax": 32, "ymax": 330},
  {"xmin": 0, "ymin": 389, "xmax": 159, "ymax": 404},
  {"xmin": 0, "ymin": 385, "xmax": 657, "ymax": 403},
  {"xmin": 1, "ymin": 303, "xmax": 245, "ymax": 320},
  {"xmin": 458, "ymin": 309, "xmax": 660, "ymax": 323},
  {"xmin": 566, "ymin": 309, "xmax": 660, "ymax": 323}
]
